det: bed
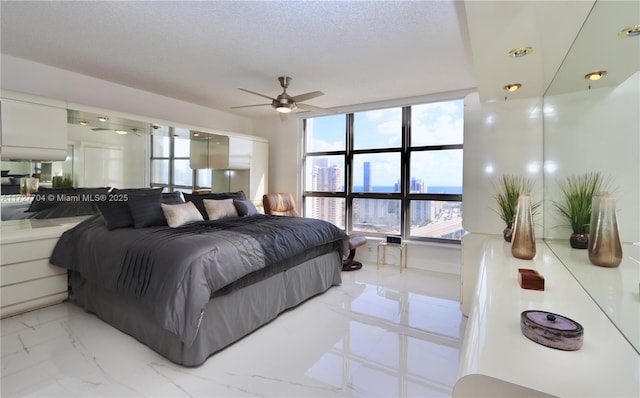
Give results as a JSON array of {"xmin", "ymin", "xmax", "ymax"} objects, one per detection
[{"xmin": 49, "ymin": 191, "xmax": 348, "ymax": 366}]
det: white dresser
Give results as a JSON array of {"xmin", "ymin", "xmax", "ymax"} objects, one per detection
[{"xmin": 0, "ymin": 217, "xmax": 86, "ymax": 318}]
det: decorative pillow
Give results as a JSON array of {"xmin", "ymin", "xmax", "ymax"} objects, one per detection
[
  {"xmin": 234, "ymin": 199, "xmax": 258, "ymax": 217},
  {"xmin": 161, "ymin": 202, "xmax": 204, "ymax": 228},
  {"xmin": 203, "ymin": 198, "xmax": 239, "ymax": 220},
  {"xmin": 162, "ymin": 191, "xmax": 184, "ymax": 205},
  {"xmin": 127, "ymin": 193, "xmax": 167, "ymax": 228},
  {"xmin": 1, "ymin": 177, "xmax": 13, "ymax": 185},
  {"xmin": 97, "ymin": 188, "xmax": 162, "ymax": 230},
  {"xmin": 184, "ymin": 191, "xmax": 246, "ymax": 219}
]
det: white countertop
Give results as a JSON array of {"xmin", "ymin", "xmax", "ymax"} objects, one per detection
[
  {"xmin": 0, "ymin": 216, "xmax": 88, "ymax": 244},
  {"xmin": 455, "ymin": 238, "xmax": 639, "ymax": 397}
]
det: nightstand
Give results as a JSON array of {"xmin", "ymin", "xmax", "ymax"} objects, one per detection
[{"xmin": 376, "ymin": 241, "xmax": 407, "ymax": 273}]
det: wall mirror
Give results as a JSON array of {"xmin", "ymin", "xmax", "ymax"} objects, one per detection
[
  {"xmin": 543, "ymin": 0, "xmax": 639, "ymax": 354},
  {"xmin": 1, "ymin": 108, "xmax": 256, "ymax": 221}
]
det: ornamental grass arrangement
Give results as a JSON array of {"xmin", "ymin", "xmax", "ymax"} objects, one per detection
[
  {"xmin": 493, "ymin": 174, "xmax": 540, "ymax": 242},
  {"xmin": 554, "ymin": 172, "xmax": 611, "ymax": 249}
]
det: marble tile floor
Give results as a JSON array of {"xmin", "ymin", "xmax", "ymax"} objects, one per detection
[{"xmin": 1, "ymin": 264, "xmax": 466, "ymax": 397}]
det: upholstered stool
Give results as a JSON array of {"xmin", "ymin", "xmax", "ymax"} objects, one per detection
[{"xmin": 343, "ymin": 234, "xmax": 367, "ymax": 271}]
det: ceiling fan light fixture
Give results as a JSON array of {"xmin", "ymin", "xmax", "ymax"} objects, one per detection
[
  {"xmin": 585, "ymin": 70, "xmax": 607, "ymax": 81},
  {"xmin": 619, "ymin": 25, "xmax": 640, "ymax": 37},
  {"xmin": 504, "ymin": 83, "xmax": 522, "ymax": 92},
  {"xmin": 276, "ymin": 105, "xmax": 293, "ymax": 113},
  {"xmin": 508, "ymin": 47, "xmax": 533, "ymax": 58}
]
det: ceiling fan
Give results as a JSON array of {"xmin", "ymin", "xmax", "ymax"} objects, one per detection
[{"xmin": 232, "ymin": 76, "xmax": 335, "ymax": 119}]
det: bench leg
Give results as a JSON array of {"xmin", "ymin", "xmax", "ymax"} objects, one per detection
[{"xmin": 343, "ymin": 248, "xmax": 363, "ymax": 271}]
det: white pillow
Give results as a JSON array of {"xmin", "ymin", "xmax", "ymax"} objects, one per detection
[
  {"xmin": 203, "ymin": 198, "xmax": 239, "ymax": 220},
  {"xmin": 161, "ymin": 202, "xmax": 204, "ymax": 228}
]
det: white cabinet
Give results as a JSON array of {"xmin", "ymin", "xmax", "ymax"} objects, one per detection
[
  {"xmin": 228, "ymin": 136, "xmax": 252, "ymax": 169},
  {"xmin": 1, "ymin": 93, "xmax": 68, "ymax": 161},
  {"xmin": 455, "ymin": 235, "xmax": 639, "ymax": 397},
  {"xmin": 189, "ymin": 133, "xmax": 229, "ymax": 170},
  {"xmin": 0, "ymin": 217, "xmax": 85, "ymax": 318}
]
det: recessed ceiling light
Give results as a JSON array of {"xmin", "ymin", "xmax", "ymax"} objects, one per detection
[
  {"xmin": 79, "ymin": 120, "xmax": 88, "ymax": 126},
  {"xmin": 97, "ymin": 116, "xmax": 109, "ymax": 122},
  {"xmin": 508, "ymin": 47, "xmax": 533, "ymax": 58},
  {"xmin": 584, "ymin": 71, "xmax": 607, "ymax": 81},
  {"xmin": 504, "ymin": 83, "xmax": 522, "ymax": 92},
  {"xmin": 619, "ymin": 25, "xmax": 640, "ymax": 37},
  {"xmin": 114, "ymin": 130, "xmax": 128, "ymax": 135}
]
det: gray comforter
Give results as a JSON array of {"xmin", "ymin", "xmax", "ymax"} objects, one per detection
[{"xmin": 50, "ymin": 214, "xmax": 348, "ymax": 346}]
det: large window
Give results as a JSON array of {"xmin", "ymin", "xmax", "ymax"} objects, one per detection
[{"xmin": 303, "ymin": 98, "xmax": 464, "ymax": 242}]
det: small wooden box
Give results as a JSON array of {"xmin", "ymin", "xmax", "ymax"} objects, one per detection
[{"xmin": 518, "ymin": 268, "xmax": 545, "ymax": 291}]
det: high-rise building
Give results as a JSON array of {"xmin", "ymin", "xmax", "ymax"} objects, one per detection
[
  {"xmin": 309, "ymin": 161, "xmax": 343, "ymax": 226},
  {"xmin": 363, "ymin": 161, "xmax": 371, "ymax": 192}
]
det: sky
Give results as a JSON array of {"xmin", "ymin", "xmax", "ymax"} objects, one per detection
[{"xmin": 305, "ymin": 99, "xmax": 464, "ymax": 188}]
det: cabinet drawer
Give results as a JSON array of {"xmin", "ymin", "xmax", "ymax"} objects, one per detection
[
  {"xmin": 1, "ymin": 259, "xmax": 67, "ymax": 287},
  {"xmin": 0, "ymin": 275, "xmax": 67, "ymax": 308},
  {"xmin": 0, "ymin": 238, "xmax": 58, "ymax": 265},
  {"xmin": 1, "ymin": 292, "xmax": 68, "ymax": 319}
]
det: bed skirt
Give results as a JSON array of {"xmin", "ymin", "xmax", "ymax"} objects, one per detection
[{"xmin": 69, "ymin": 250, "xmax": 343, "ymax": 366}]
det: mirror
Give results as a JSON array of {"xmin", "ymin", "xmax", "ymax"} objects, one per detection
[
  {"xmin": 1, "ymin": 108, "xmax": 256, "ymax": 221},
  {"xmin": 543, "ymin": 0, "xmax": 639, "ymax": 353}
]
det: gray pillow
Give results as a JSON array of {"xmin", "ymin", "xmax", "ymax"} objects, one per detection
[
  {"xmin": 127, "ymin": 192, "xmax": 167, "ymax": 228},
  {"xmin": 234, "ymin": 199, "xmax": 258, "ymax": 217}
]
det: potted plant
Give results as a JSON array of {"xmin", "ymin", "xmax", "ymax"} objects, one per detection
[
  {"xmin": 493, "ymin": 174, "xmax": 539, "ymax": 242},
  {"xmin": 52, "ymin": 174, "xmax": 74, "ymax": 188},
  {"xmin": 554, "ymin": 172, "xmax": 610, "ymax": 249}
]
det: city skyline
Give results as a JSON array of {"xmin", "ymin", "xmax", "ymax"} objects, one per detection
[{"xmin": 308, "ymin": 160, "xmax": 462, "ymax": 240}]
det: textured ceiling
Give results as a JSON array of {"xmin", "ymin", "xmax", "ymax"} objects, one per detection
[
  {"xmin": 2, "ymin": 1, "xmax": 614, "ymax": 119},
  {"xmin": 0, "ymin": 1, "xmax": 476, "ymax": 117}
]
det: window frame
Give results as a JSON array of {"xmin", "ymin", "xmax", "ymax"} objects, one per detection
[{"xmin": 302, "ymin": 99, "xmax": 464, "ymax": 244}]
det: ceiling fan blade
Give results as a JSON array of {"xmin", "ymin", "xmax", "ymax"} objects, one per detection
[
  {"xmin": 238, "ymin": 88, "xmax": 276, "ymax": 101},
  {"xmin": 296, "ymin": 103, "xmax": 337, "ymax": 114},
  {"xmin": 291, "ymin": 91, "xmax": 324, "ymax": 103},
  {"xmin": 231, "ymin": 103, "xmax": 271, "ymax": 109}
]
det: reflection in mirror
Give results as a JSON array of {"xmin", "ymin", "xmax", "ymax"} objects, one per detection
[
  {"xmin": 543, "ymin": 0, "xmax": 639, "ymax": 354},
  {"xmin": 544, "ymin": 0, "xmax": 639, "ymax": 242}
]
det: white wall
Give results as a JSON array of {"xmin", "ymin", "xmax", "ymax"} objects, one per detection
[
  {"xmin": 460, "ymin": 92, "xmax": 544, "ymax": 315},
  {"xmin": 0, "ymin": 55, "xmax": 254, "ymax": 136},
  {"xmin": 543, "ymin": 72, "xmax": 640, "ymax": 243},
  {"xmin": 251, "ymin": 114, "xmax": 300, "ymax": 196},
  {"xmin": 462, "ymin": 92, "xmax": 544, "ymax": 237}
]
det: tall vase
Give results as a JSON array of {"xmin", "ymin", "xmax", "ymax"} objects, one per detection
[
  {"xmin": 586, "ymin": 191, "xmax": 606, "ymax": 250},
  {"xmin": 588, "ymin": 195, "xmax": 622, "ymax": 267},
  {"xmin": 511, "ymin": 194, "xmax": 536, "ymax": 260}
]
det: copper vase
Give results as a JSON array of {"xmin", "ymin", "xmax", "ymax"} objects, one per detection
[
  {"xmin": 588, "ymin": 195, "xmax": 622, "ymax": 267},
  {"xmin": 511, "ymin": 194, "xmax": 536, "ymax": 260}
]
